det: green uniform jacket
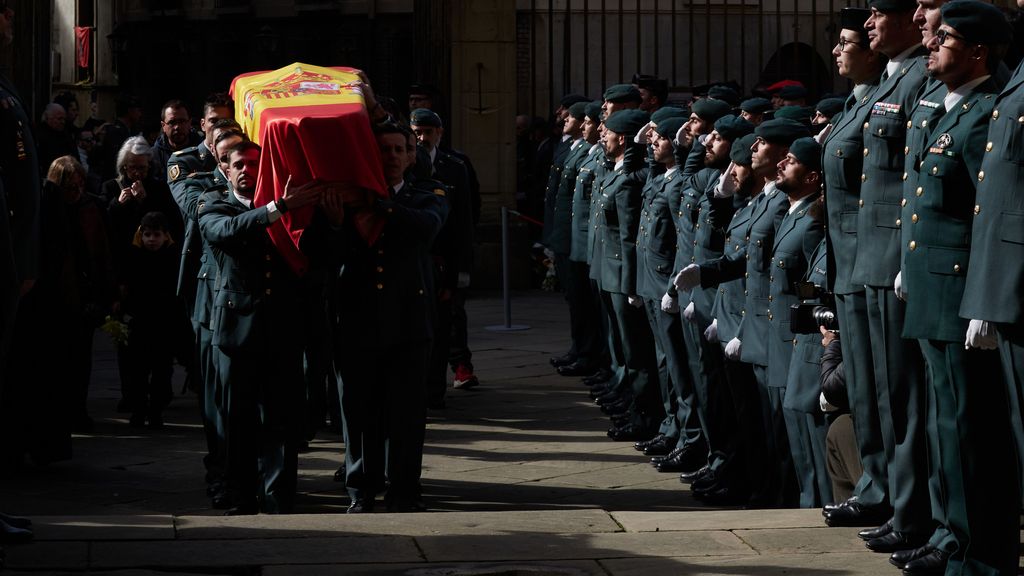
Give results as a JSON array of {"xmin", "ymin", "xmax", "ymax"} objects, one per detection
[
  {"xmin": 550, "ymin": 139, "xmax": 591, "ymax": 256},
  {"xmin": 901, "ymin": 79, "xmax": 948, "ymax": 277},
  {"xmin": 902, "ymin": 78, "xmax": 998, "ymax": 342},
  {"xmin": 692, "ymin": 169, "xmax": 731, "ymax": 327},
  {"xmin": 585, "ymin": 155, "xmax": 609, "ymax": 266},
  {"xmin": 590, "ymin": 159, "xmax": 644, "ymax": 295},
  {"xmin": 822, "ymin": 78, "xmax": 880, "ymax": 295},
  {"xmin": 785, "ymin": 238, "xmax": 829, "ymax": 413},
  {"xmin": 962, "ymin": 62, "xmax": 1024, "ymax": 325},
  {"xmin": 712, "ymin": 193, "xmax": 757, "ymax": 345},
  {"xmin": 570, "ymin": 145, "xmax": 603, "ymax": 264},
  {"xmin": 668, "ymin": 165, "xmax": 714, "ymax": 297},
  {"xmin": 167, "ymin": 142, "xmax": 217, "ymax": 298},
  {"xmin": 636, "ymin": 171, "xmax": 676, "ymax": 301},
  {"xmin": 542, "ymin": 138, "xmax": 572, "ymax": 246},
  {"xmin": 767, "ymin": 193, "xmax": 824, "ymax": 388},
  {"xmin": 191, "ymin": 169, "xmax": 227, "ymax": 329},
  {"xmin": 852, "ymin": 48, "xmax": 929, "ymax": 288}
]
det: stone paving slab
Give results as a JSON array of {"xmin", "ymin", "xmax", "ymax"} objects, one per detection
[
  {"xmin": 611, "ymin": 508, "xmax": 829, "ymax": 532},
  {"xmin": 27, "ymin": 514, "xmax": 175, "ymax": 541},
  {"xmin": 733, "ymin": 527, "xmax": 867, "ymax": 555},
  {"xmin": 175, "ymin": 510, "xmax": 621, "ymax": 539},
  {"xmin": 89, "ymin": 536, "xmax": 423, "ymax": 569},
  {"xmin": 2, "ymin": 541, "xmax": 89, "ymax": 571},
  {"xmin": 265, "ymin": 560, "xmax": 604, "ymax": 576},
  {"xmin": 599, "ymin": 552, "xmax": 898, "ymax": 575},
  {"xmin": 414, "ymin": 530, "xmax": 755, "ymax": 562}
]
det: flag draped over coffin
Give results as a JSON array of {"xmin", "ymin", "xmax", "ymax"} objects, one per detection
[{"xmin": 230, "ymin": 62, "xmax": 387, "ymax": 276}]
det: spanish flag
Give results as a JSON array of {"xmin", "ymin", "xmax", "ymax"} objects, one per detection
[{"xmin": 230, "ymin": 63, "xmax": 388, "ymax": 275}]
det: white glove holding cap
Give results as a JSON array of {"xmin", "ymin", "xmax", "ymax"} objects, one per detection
[
  {"xmin": 673, "ymin": 263, "xmax": 701, "ymax": 291},
  {"xmin": 894, "ymin": 271, "xmax": 907, "ymax": 302},
  {"xmin": 965, "ymin": 319, "xmax": 998, "ymax": 350},
  {"xmin": 704, "ymin": 318, "xmax": 719, "ymax": 343},
  {"xmin": 724, "ymin": 337, "xmax": 742, "ymax": 360},
  {"xmin": 661, "ymin": 292, "xmax": 679, "ymax": 314},
  {"xmin": 627, "ymin": 295, "xmax": 644, "ymax": 308}
]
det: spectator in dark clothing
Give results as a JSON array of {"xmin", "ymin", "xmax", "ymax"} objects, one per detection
[
  {"xmin": 818, "ymin": 328, "xmax": 862, "ymax": 504},
  {"xmin": 116, "ymin": 212, "xmax": 178, "ymax": 428},
  {"xmin": 35, "ymin": 103, "xmax": 76, "ymax": 176},
  {"xmin": 151, "ymin": 99, "xmax": 201, "ymax": 176},
  {"xmin": 98, "ymin": 93, "xmax": 143, "ymax": 181}
]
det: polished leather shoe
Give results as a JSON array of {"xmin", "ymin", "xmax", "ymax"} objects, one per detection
[
  {"xmin": 333, "ymin": 466, "xmax": 346, "ymax": 483},
  {"xmin": 890, "ymin": 544, "xmax": 934, "ymax": 569},
  {"xmin": 690, "ymin": 468, "xmax": 721, "ymax": 492},
  {"xmin": 634, "ymin": 434, "xmax": 665, "ymax": 451},
  {"xmin": 900, "ymin": 547, "xmax": 949, "ymax": 575},
  {"xmin": 610, "ymin": 412, "xmax": 631, "ymax": 427},
  {"xmin": 865, "ymin": 530, "xmax": 928, "ymax": 553},
  {"xmin": 595, "ymin": 390, "xmax": 622, "ymax": 405},
  {"xmin": 385, "ymin": 497, "xmax": 426, "ymax": 513},
  {"xmin": 822, "ymin": 496, "xmax": 857, "ymax": 516},
  {"xmin": 600, "ymin": 400, "xmax": 630, "ymax": 416},
  {"xmin": 558, "ymin": 361, "xmax": 596, "ymax": 377},
  {"xmin": 0, "ymin": 520, "xmax": 32, "ymax": 544},
  {"xmin": 700, "ymin": 485, "xmax": 748, "ymax": 505},
  {"xmin": 651, "ymin": 446, "xmax": 684, "ymax": 465},
  {"xmin": 858, "ymin": 518, "xmax": 894, "ymax": 541},
  {"xmin": 346, "ymin": 499, "xmax": 375, "ymax": 514},
  {"xmin": 656, "ymin": 447, "xmax": 706, "ymax": 473},
  {"xmin": 550, "ymin": 354, "xmax": 577, "ymax": 368},
  {"xmin": 680, "ymin": 463, "xmax": 711, "ymax": 482},
  {"xmin": 583, "ymin": 369, "xmax": 613, "ymax": 386},
  {"xmin": 0, "ymin": 514, "xmax": 30, "ymax": 530},
  {"xmin": 824, "ymin": 500, "xmax": 893, "ymax": 527},
  {"xmin": 643, "ymin": 437, "xmax": 674, "ymax": 456},
  {"xmin": 589, "ymin": 385, "xmax": 611, "ymax": 399},
  {"xmin": 607, "ymin": 425, "xmax": 653, "ymax": 442},
  {"xmin": 211, "ymin": 492, "xmax": 232, "ymax": 510}
]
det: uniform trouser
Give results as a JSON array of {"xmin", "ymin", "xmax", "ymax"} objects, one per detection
[
  {"xmin": 300, "ymin": 270, "xmax": 333, "ymax": 440},
  {"xmin": 654, "ymin": 305, "xmax": 704, "ymax": 451},
  {"xmin": 918, "ymin": 340, "xmax": 1018, "ymax": 575},
  {"xmin": 338, "ymin": 344, "xmax": 430, "ymax": 502},
  {"xmin": 593, "ymin": 279, "xmax": 621, "ymax": 388},
  {"xmin": 216, "ymin": 341, "xmax": 303, "ymax": 514},
  {"xmin": 568, "ymin": 259, "xmax": 607, "ymax": 369},
  {"xmin": 555, "ymin": 254, "xmax": 579, "ymax": 360},
  {"xmin": 835, "ymin": 291, "xmax": 889, "ymax": 508},
  {"xmin": 752, "ymin": 364, "xmax": 797, "ymax": 506},
  {"xmin": 197, "ymin": 322, "xmax": 223, "ymax": 486},
  {"xmin": 448, "ymin": 287, "xmax": 473, "ymax": 371},
  {"xmin": 601, "ymin": 290, "xmax": 661, "ymax": 430},
  {"xmin": 826, "ymin": 413, "xmax": 863, "ymax": 504},
  {"xmin": 783, "ymin": 406, "xmax": 831, "ymax": 509},
  {"xmin": 996, "ymin": 323, "xmax": 1024, "ymax": 509},
  {"xmin": 684, "ymin": 319, "xmax": 731, "ymax": 463},
  {"xmin": 124, "ymin": 324, "xmax": 174, "ymax": 416},
  {"xmin": 680, "ymin": 313, "xmax": 708, "ymax": 444},
  {"xmin": 645, "ymin": 299, "xmax": 679, "ymax": 440},
  {"xmin": 721, "ymin": 359, "xmax": 763, "ymax": 495},
  {"xmin": 864, "ymin": 286, "xmax": 931, "ymax": 535},
  {"xmin": 428, "ymin": 293, "xmax": 454, "ymax": 405}
]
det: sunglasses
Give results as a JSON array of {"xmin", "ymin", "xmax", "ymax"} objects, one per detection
[{"xmin": 935, "ymin": 28, "xmax": 968, "ymax": 46}]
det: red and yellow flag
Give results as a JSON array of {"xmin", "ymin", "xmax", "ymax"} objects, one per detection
[{"xmin": 230, "ymin": 63, "xmax": 387, "ymax": 275}]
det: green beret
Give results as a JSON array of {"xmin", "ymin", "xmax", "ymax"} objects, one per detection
[
  {"xmin": 585, "ymin": 101, "xmax": 603, "ymax": 122},
  {"xmin": 650, "ymin": 106, "xmax": 687, "ymax": 125},
  {"xmin": 816, "ymin": 97, "xmax": 845, "ymax": 120},
  {"xmin": 713, "ymin": 115, "xmax": 755, "ymax": 142},
  {"xmin": 730, "ymin": 134, "xmax": 757, "ymax": 166},
  {"xmin": 603, "ymin": 84, "xmax": 643, "ymax": 104},
  {"xmin": 840, "ymin": 7, "xmax": 872, "ymax": 37},
  {"xmin": 410, "ymin": 108, "xmax": 442, "ymax": 128},
  {"xmin": 774, "ymin": 105, "xmax": 815, "ymax": 125},
  {"xmin": 778, "ymin": 85, "xmax": 808, "ymax": 101},
  {"xmin": 560, "ymin": 94, "xmax": 589, "ymax": 108},
  {"xmin": 603, "ymin": 109, "xmax": 650, "ymax": 136},
  {"xmin": 740, "ymin": 97, "xmax": 772, "ymax": 115},
  {"xmin": 567, "ymin": 102, "xmax": 588, "ymax": 120},
  {"xmin": 868, "ymin": 0, "xmax": 917, "ymax": 12},
  {"xmin": 692, "ymin": 98, "xmax": 733, "ymax": 123},
  {"xmin": 789, "ymin": 137, "xmax": 822, "ymax": 173},
  {"xmin": 755, "ymin": 118, "xmax": 812, "ymax": 146},
  {"xmin": 654, "ymin": 117, "xmax": 686, "ymax": 139},
  {"xmin": 708, "ymin": 85, "xmax": 740, "ymax": 106},
  {"xmin": 941, "ymin": 0, "xmax": 1013, "ymax": 46}
]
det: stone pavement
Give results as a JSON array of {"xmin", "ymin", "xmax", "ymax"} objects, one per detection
[{"xmin": 0, "ymin": 291, "xmax": 908, "ymax": 574}]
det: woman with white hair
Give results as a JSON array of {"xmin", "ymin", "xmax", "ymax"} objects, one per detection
[{"xmin": 101, "ymin": 136, "xmax": 184, "ymax": 415}]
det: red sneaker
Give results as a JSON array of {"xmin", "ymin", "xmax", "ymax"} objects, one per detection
[{"xmin": 453, "ymin": 365, "xmax": 479, "ymax": 389}]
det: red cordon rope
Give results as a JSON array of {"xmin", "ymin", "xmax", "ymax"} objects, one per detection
[{"xmin": 508, "ymin": 209, "xmax": 544, "ymax": 227}]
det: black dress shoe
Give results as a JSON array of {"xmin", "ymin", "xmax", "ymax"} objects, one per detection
[
  {"xmin": 582, "ymin": 368, "xmax": 613, "ymax": 386},
  {"xmin": 589, "ymin": 385, "xmax": 610, "ymax": 399},
  {"xmin": 333, "ymin": 466, "xmax": 346, "ymax": 483},
  {"xmin": 0, "ymin": 520, "xmax": 32, "ymax": 544},
  {"xmin": 680, "ymin": 463, "xmax": 711, "ymax": 482},
  {"xmin": 211, "ymin": 492, "xmax": 233, "ymax": 510},
  {"xmin": 690, "ymin": 468, "xmax": 721, "ymax": 492},
  {"xmin": 700, "ymin": 485, "xmax": 748, "ymax": 505},
  {"xmin": 558, "ymin": 361, "xmax": 596, "ymax": 376},
  {"xmin": 865, "ymin": 530, "xmax": 928, "ymax": 553},
  {"xmin": 656, "ymin": 447, "xmax": 706, "ymax": 473},
  {"xmin": 643, "ymin": 437, "xmax": 674, "ymax": 456},
  {"xmin": 347, "ymin": 498, "xmax": 375, "ymax": 514},
  {"xmin": 607, "ymin": 425, "xmax": 654, "ymax": 442},
  {"xmin": 824, "ymin": 500, "xmax": 893, "ymax": 527},
  {"xmin": 600, "ymin": 400, "xmax": 630, "ymax": 416},
  {"xmin": 385, "ymin": 497, "xmax": 426, "ymax": 513},
  {"xmin": 634, "ymin": 434, "xmax": 665, "ymax": 451},
  {"xmin": 822, "ymin": 496, "xmax": 857, "ymax": 516},
  {"xmin": 595, "ymin": 391, "xmax": 622, "ymax": 405},
  {"xmin": 890, "ymin": 544, "xmax": 934, "ymax": 569},
  {"xmin": 0, "ymin": 514, "xmax": 29, "ymax": 530},
  {"xmin": 610, "ymin": 412, "xmax": 630, "ymax": 427},
  {"xmin": 651, "ymin": 446, "xmax": 684, "ymax": 465},
  {"xmin": 550, "ymin": 354, "xmax": 577, "ymax": 367},
  {"xmin": 900, "ymin": 547, "xmax": 949, "ymax": 575},
  {"xmin": 858, "ymin": 518, "xmax": 894, "ymax": 541}
]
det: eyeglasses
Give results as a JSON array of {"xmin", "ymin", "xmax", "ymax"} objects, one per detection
[
  {"xmin": 836, "ymin": 37, "xmax": 862, "ymax": 51},
  {"xmin": 935, "ymin": 28, "xmax": 968, "ymax": 46}
]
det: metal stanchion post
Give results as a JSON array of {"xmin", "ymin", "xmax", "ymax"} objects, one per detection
[{"xmin": 486, "ymin": 206, "xmax": 529, "ymax": 332}]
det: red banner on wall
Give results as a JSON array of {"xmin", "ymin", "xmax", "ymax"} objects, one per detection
[{"xmin": 74, "ymin": 27, "xmax": 90, "ymax": 68}]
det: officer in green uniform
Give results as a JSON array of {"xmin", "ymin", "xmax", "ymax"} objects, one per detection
[
  {"xmin": 899, "ymin": 4, "xmax": 1017, "ymax": 574},
  {"xmin": 198, "ymin": 141, "xmax": 321, "ymax": 515},
  {"xmin": 765, "ymin": 137, "xmax": 826, "ymax": 508},
  {"xmin": 819, "ymin": 5, "xmax": 892, "ymax": 524},
  {"xmin": 551, "ymin": 102, "xmax": 597, "ymax": 376},
  {"xmin": 591, "ymin": 109, "xmax": 661, "ymax": 441},
  {"xmin": 827, "ymin": 0, "xmax": 930, "ymax": 531},
  {"xmin": 676, "ymin": 118, "xmax": 810, "ymax": 506},
  {"xmin": 740, "ymin": 98, "xmax": 773, "ymax": 126},
  {"xmin": 962, "ymin": 0, "xmax": 1024, "ymax": 532}
]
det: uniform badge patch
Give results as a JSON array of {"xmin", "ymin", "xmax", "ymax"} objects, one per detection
[
  {"xmin": 936, "ymin": 133, "xmax": 953, "ymax": 149},
  {"xmin": 434, "ymin": 188, "xmax": 447, "ymax": 197},
  {"xmin": 169, "ymin": 164, "xmax": 182, "ymax": 181}
]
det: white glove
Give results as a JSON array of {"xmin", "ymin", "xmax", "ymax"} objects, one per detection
[
  {"xmin": 675, "ymin": 124, "xmax": 689, "ymax": 147},
  {"xmin": 683, "ymin": 301, "xmax": 696, "ymax": 322},
  {"xmin": 965, "ymin": 319, "xmax": 998, "ymax": 350},
  {"xmin": 673, "ymin": 263, "xmax": 701, "ymax": 291},
  {"xmin": 724, "ymin": 337, "xmax": 742, "ymax": 360},
  {"xmin": 457, "ymin": 272, "xmax": 471, "ymax": 288},
  {"xmin": 819, "ymin": 391, "xmax": 839, "ymax": 413},
  {"xmin": 714, "ymin": 163, "xmax": 738, "ymax": 198},
  {"xmin": 894, "ymin": 271, "xmax": 907, "ymax": 302},
  {"xmin": 627, "ymin": 295, "xmax": 644, "ymax": 308},
  {"xmin": 661, "ymin": 292, "xmax": 679, "ymax": 314},
  {"xmin": 634, "ymin": 121, "xmax": 653, "ymax": 144},
  {"xmin": 704, "ymin": 318, "xmax": 719, "ymax": 343}
]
